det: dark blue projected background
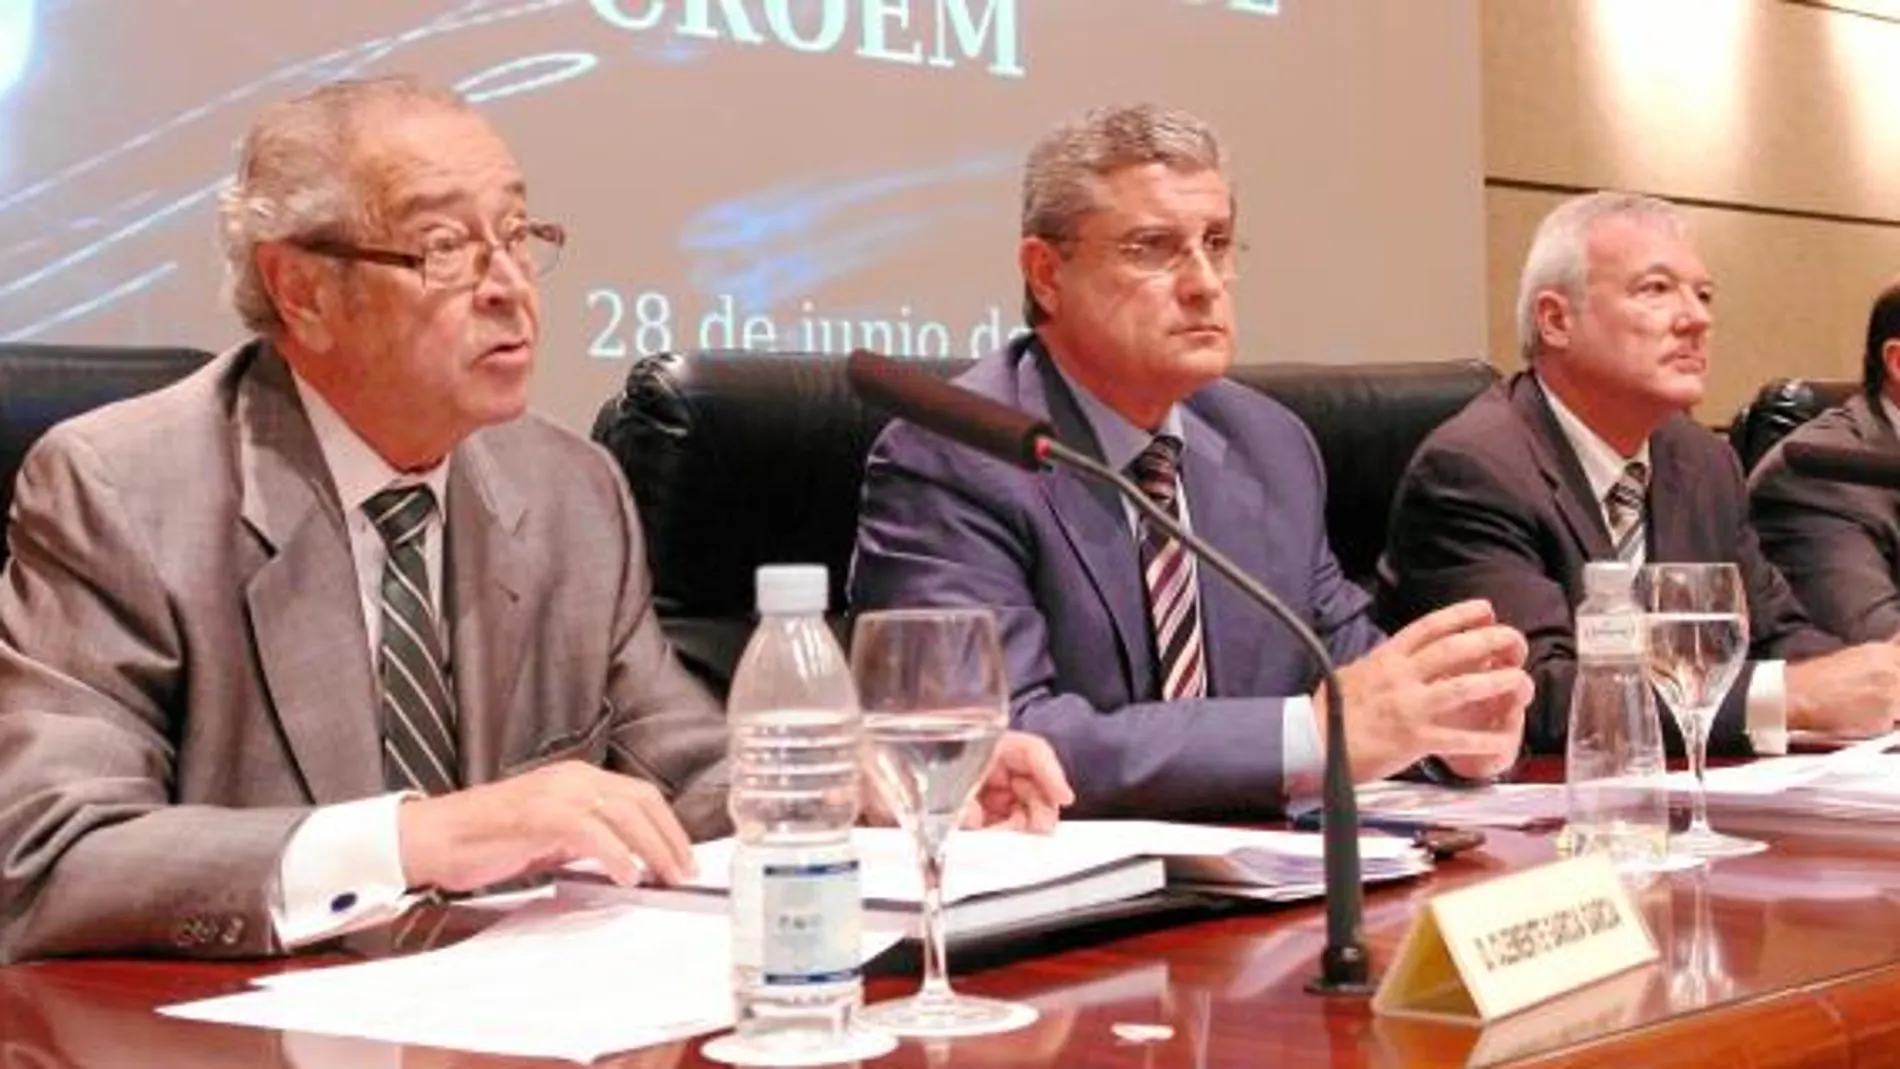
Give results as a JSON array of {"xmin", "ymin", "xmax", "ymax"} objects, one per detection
[{"xmin": 0, "ymin": 0, "xmax": 1483, "ymax": 431}]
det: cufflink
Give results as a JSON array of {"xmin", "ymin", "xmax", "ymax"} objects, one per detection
[{"xmin": 330, "ymin": 892, "xmax": 359, "ymax": 913}]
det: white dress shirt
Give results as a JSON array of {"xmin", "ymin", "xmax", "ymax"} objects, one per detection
[
  {"xmin": 1540, "ymin": 378, "xmax": 1789, "ymax": 754},
  {"xmin": 271, "ymin": 375, "xmax": 451, "ymax": 949}
]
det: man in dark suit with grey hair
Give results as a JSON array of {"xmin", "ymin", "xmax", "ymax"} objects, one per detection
[{"xmin": 1379, "ymin": 191, "xmax": 1900, "ymax": 756}]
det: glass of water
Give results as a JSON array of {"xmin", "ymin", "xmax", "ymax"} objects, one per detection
[
  {"xmin": 851, "ymin": 608, "xmax": 1037, "ymax": 1038},
  {"xmin": 1639, "ymin": 562, "xmax": 1765, "ymax": 860}
]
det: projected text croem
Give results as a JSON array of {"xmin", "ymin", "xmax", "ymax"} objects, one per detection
[{"xmin": 590, "ymin": 0, "xmax": 1024, "ymax": 78}]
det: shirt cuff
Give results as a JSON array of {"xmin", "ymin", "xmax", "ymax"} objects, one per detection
[
  {"xmin": 1283, "ymin": 696, "xmax": 1324, "ymax": 808},
  {"xmin": 1745, "ymin": 660, "xmax": 1790, "ymax": 756},
  {"xmin": 272, "ymin": 792, "xmax": 422, "ymax": 950}
]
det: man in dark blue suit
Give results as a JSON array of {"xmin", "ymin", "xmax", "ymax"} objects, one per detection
[{"xmin": 850, "ymin": 104, "xmax": 1532, "ymax": 819}]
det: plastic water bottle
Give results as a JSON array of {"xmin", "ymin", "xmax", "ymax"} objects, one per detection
[
  {"xmin": 1563, "ymin": 561, "xmax": 1671, "ymax": 878},
  {"xmin": 714, "ymin": 564, "xmax": 891, "ymax": 1063}
]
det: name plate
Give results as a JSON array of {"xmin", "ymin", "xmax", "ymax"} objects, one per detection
[{"xmin": 1373, "ymin": 854, "xmax": 1657, "ymax": 1023}]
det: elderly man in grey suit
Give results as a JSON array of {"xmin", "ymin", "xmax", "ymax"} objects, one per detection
[
  {"xmin": 1751, "ymin": 279, "xmax": 1900, "ymax": 643},
  {"xmin": 0, "ymin": 78, "xmax": 1069, "ymax": 963},
  {"xmin": 851, "ymin": 104, "xmax": 1534, "ymax": 820}
]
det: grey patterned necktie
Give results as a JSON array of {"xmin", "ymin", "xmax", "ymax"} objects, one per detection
[
  {"xmin": 1604, "ymin": 460, "xmax": 1649, "ymax": 564},
  {"xmin": 1129, "ymin": 435, "xmax": 1208, "ymax": 701},
  {"xmin": 366, "ymin": 485, "xmax": 459, "ymax": 795}
]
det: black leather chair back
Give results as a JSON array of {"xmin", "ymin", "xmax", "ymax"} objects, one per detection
[
  {"xmin": 1726, "ymin": 377, "xmax": 1856, "ymax": 476},
  {"xmin": 1, "ymin": 344, "xmax": 213, "ymax": 567},
  {"xmin": 591, "ymin": 351, "xmax": 965, "ymax": 684},
  {"xmin": 1226, "ymin": 360, "xmax": 1498, "ymax": 587},
  {"xmin": 593, "ymin": 351, "xmax": 1497, "ymax": 695}
]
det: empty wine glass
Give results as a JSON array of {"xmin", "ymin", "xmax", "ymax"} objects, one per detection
[
  {"xmin": 1639, "ymin": 563, "xmax": 1765, "ymax": 860},
  {"xmin": 851, "ymin": 608, "xmax": 1037, "ymax": 1038}
]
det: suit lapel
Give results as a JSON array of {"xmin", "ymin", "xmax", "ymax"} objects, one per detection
[
  {"xmin": 238, "ymin": 346, "xmax": 383, "ymax": 804},
  {"xmin": 1177, "ymin": 406, "xmax": 1268, "ymax": 696},
  {"xmin": 442, "ymin": 432, "xmax": 529, "ymax": 785},
  {"xmin": 1512, "ymin": 374, "xmax": 1617, "ymax": 561},
  {"xmin": 1647, "ymin": 422, "xmax": 1700, "ymax": 563},
  {"xmin": 1019, "ymin": 347, "xmax": 1150, "ymax": 695}
]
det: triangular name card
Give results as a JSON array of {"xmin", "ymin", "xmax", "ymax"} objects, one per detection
[{"xmin": 1373, "ymin": 854, "xmax": 1657, "ymax": 1023}]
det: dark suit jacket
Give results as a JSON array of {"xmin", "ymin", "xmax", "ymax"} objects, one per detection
[
  {"xmin": 850, "ymin": 336, "xmax": 1384, "ymax": 819},
  {"xmin": 1376, "ymin": 372, "xmax": 1838, "ymax": 755},
  {"xmin": 1749, "ymin": 393, "xmax": 1900, "ymax": 643},
  {"xmin": 0, "ymin": 341, "xmax": 730, "ymax": 962}
]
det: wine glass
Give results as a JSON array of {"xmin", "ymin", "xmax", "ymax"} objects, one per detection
[
  {"xmin": 1639, "ymin": 563, "xmax": 1765, "ymax": 860},
  {"xmin": 851, "ymin": 608, "xmax": 1038, "ymax": 1038}
]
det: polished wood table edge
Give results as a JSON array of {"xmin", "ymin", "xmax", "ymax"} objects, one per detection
[{"xmin": 13, "ymin": 805, "xmax": 1900, "ymax": 1068}]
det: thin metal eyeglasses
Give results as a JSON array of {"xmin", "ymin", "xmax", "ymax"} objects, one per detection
[
  {"xmin": 291, "ymin": 219, "xmax": 567, "ymax": 290},
  {"xmin": 1064, "ymin": 230, "xmax": 1246, "ymax": 281}
]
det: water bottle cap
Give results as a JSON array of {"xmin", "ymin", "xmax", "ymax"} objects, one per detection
[
  {"xmin": 756, "ymin": 564, "xmax": 829, "ymax": 615},
  {"xmin": 1583, "ymin": 561, "xmax": 1638, "ymax": 599}
]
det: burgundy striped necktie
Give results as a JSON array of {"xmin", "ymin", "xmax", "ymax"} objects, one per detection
[{"xmin": 1129, "ymin": 435, "xmax": 1208, "ymax": 701}]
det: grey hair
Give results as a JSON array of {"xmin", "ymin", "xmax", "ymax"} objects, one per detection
[
  {"xmin": 1019, "ymin": 103, "xmax": 1227, "ymax": 326},
  {"xmin": 217, "ymin": 76, "xmax": 470, "ymax": 336},
  {"xmin": 1514, "ymin": 190, "xmax": 1688, "ymax": 363}
]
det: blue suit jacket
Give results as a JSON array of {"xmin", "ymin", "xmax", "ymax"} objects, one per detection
[{"xmin": 849, "ymin": 337, "xmax": 1384, "ymax": 818}]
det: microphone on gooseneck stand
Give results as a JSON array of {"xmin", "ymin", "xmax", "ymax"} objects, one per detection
[{"xmin": 846, "ymin": 348, "xmax": 1375, "ymax": 994}]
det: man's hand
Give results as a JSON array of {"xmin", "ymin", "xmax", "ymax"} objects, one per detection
[
  {"xmin": 1312, "ymin": 599, "xmax": 1533, "ymax": 784},
  {"xmin": 397, "ymin": 761, "xmax": 695, "ymax": 893},
  {"xmin": 960, "ymin": 730, "xmax": 1074, "ymax": 832},
  {"xmin": 1786, "ymin": 642, "xmax": 1900, "ymax": 737}
]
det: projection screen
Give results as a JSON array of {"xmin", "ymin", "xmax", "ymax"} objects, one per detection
[{"xmin": 0, "ymin": 0, "xmax": 1484, "ymax": 431}]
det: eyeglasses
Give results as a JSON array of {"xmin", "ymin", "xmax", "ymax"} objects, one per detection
[
  {"xmin": 1065, "ymin": 230, "xmax": 1246, "ymax": 281},
  {"xmin": 292, "ymin": 220, "xmax": 567, "ymax": 290}
]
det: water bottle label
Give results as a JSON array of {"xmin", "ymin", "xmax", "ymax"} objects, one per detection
[
  {"xmin": 1576, "ymin": 613, "xmax": 1643, "ymax": 658},
  {"xmin": 732, "ymin": 855, "xmax": 862, "ymax": 985}
]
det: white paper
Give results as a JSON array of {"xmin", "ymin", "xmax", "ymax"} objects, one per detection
[
  {"xmin": 162, "ymin": 898, "xmax": 901, "ymax": 1063},
  {"xmin": 1352, "ymin": 780, "xmax": 1569, "ymax": 829},
  {"xmin": 1048, "ymin": 819, "xmax": 1428, "ymax": 870},
  {"xmin": 1674, "ymin": 731, "xmax": 1900, "ymax": 799},
  {"xmin": 678, "ymin": 826, "xmax": 1138, "ymax": 905}
]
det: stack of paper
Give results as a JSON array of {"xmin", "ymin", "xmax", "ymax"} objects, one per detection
[
  {"xmin": 1345, "ymin": 781, "xmax": 1569, "ymax": 830},
  {"xmin": 162, "ymin": 900, "xmax": 905, "ymax": 1062},
  {"xmin": 1668, "ymin": 732, "xmax": 1900, "ymax": 837},
  {"xmin": 599, "ymin": 822, "xmax": 1433, "ymax": 922},
  {"xmin": 159, "ymin": 822, "xmax": 1431, "ymax": 1061},
  {"xmin": 1048, "ymin": 821, "xmax": 1433, "ymax": 902},
  {"xmin": 570, "ymin": 827, "xmax": 1169, "ymax": 941}
]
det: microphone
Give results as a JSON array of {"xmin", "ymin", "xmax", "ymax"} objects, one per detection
[
  {"xmin": 847, "ymin": 348, "xmax": 1374, "ymax": 995},
  {"xmin": 1782, "ymin": 441, "xmax": 1900, "ymax": 491},
  {"xmin": 846, "ymin": 349, "xmax": 1054, "ymax": 472}
]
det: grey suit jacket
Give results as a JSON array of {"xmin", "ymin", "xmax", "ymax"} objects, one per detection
[
  {"xmin": 0, "ymin": 340, "xmax": 729, "ymax": 962},
  {"xmin": 850, "ymin": 337, "xmax": 1384, "ymax": 820},
  {"xmin": 1377, "ymin": 373, "xmax": 1839, "ymax": 755},
  {"xmin": 1750, "ymin": 394, "xmax": 1900, "ymax": 643}
]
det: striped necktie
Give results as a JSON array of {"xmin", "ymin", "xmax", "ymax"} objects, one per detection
[
  {"xmin": 1129, "ymin": 435, "xmax": 1208, "ymax": 701},
  {"xmin": 1604, "ymin": 460, "xmax": 1649, "ymax": 564},
  {"xmin": 366, "ymin": 485, "xmax": 460, "ymax": 795}
]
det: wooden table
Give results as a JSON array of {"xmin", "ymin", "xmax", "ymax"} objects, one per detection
[{"xmin": 8, "ymin": 815, "xmax": 1900, "ymax": 1067}]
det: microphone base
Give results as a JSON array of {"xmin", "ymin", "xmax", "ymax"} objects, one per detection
[
  {"xmin": 1305, "ymin": 945, "xmax": 1377, "ymax": 997},
  {"xmin": 1303, "ymin": 976, "xmax": 1379, "ymax": 997}
]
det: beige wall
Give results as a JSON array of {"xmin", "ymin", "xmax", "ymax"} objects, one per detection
[{"xmin": 1482, "ymin": 0, "xmax": 1900, "ymax": 420}]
